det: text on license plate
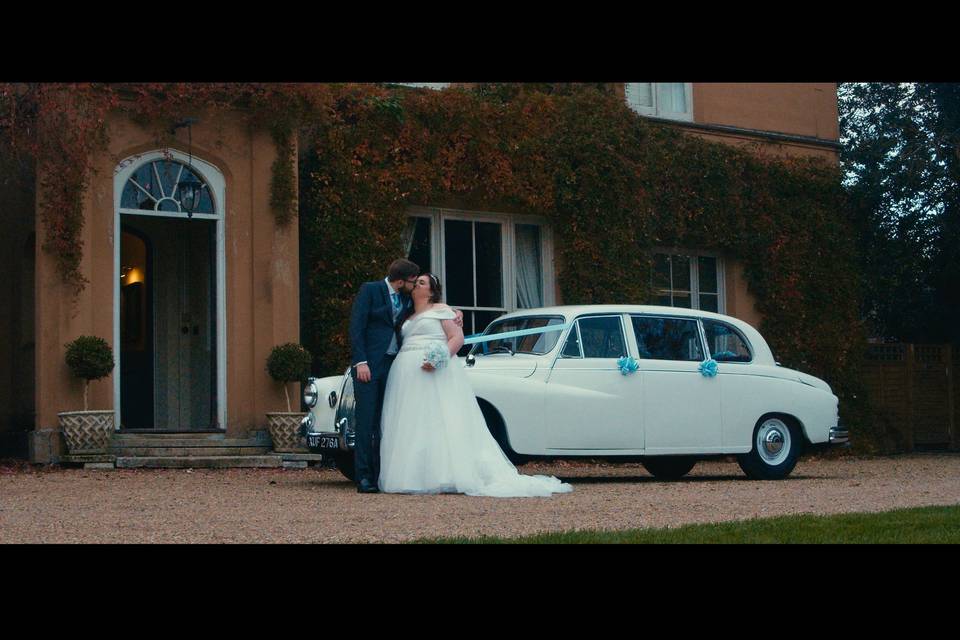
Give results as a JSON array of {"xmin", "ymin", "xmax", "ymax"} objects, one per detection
[{"xmin": 308, "ymin": 435, "xmax": 339, "ymax": 449}]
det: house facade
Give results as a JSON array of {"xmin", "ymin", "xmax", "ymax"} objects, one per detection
[
  {"xmin": 0, "ymin": 83, "xmax": 841, "ymax": 464},
  {"xmin": 393, "ymin": 83, "xmax": 840, "ymax": 336}
]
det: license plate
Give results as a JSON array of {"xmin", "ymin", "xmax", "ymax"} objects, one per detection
[{"xmin": 308, "ymin": 434, "xmax": 340, "ymax": 450}]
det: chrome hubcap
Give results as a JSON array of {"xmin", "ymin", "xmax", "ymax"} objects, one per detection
[
  {"xmin": 757, "ymin": 419, "xmax": 791, "ymax": 465},
  {"xmin": 763, "ymin": 431, "xmax": 783, "ymax": 455}
]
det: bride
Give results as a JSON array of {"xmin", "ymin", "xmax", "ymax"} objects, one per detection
[{"xmin": 378, "ymin": 273, "xmax": 573, "ymax": 497}]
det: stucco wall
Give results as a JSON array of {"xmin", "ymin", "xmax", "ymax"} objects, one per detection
[{"xmin": 32, "ymin": 108, "xmax": 299, "ymax": 460}]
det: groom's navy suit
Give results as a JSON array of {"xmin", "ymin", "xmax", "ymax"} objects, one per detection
[{"xmin": 349, "ymin": 279, "xmax": 412, "ymax": 487}]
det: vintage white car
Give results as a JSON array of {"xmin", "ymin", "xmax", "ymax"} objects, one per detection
[{"xmin": 300, "ymin": 305, "xmax": 848, "ymax": 481}]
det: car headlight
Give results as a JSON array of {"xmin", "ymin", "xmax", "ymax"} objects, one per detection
[{"xmin": 303, "ymin": 378, "xmax": 319, "ymax": 408}]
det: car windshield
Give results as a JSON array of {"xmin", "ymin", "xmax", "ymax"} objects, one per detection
[{"xmin": 470, "ymin": 316, "xmax": 566, "ymax": 356}]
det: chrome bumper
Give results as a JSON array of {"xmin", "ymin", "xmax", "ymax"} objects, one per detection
[
  {"xmin": 829, "ymin": 426, "xmax": 849, "ymax": 445},
  {"xmin": 300, "ymin": 414, "xmax": 354, "ymax": 452}
]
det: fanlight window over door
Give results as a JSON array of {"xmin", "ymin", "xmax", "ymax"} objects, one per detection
[{"xmin": 120, "ymin": 160, "xmax": 214, "ymax": 214}]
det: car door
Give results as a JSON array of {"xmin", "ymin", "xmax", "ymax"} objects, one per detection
[
  {"xmin": 542, "ymin": 314, "xmax": 642, "ymax": 451},
  {"xmin": 631, "ymin": 314, "xmax": 724, "ymax": 454}
]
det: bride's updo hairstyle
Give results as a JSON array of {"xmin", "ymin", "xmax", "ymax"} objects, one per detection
[{"xmin": 424, "ymin": 273, "xmax": 443, "ymax": 303}]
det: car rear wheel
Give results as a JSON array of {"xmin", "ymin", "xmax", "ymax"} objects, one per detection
[
  {"xmin": 331, "ymin": 451, "xmax": 356, "ymax": 482},
  {"xmin": 641, "ymin": 456, "xmax": 697, "ymax": 480},
  {"xmin": 737, "ymin": 416, "xmax": 801, "ymax": 480}
]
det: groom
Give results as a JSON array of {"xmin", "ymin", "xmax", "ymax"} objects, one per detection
[
  {"xmin": 348, "ymin": 259, "xmax": 463, "ymax": 493},
  {"xmin": 349, "ymin": 259, "xmax": 418, "ymax": 493}
]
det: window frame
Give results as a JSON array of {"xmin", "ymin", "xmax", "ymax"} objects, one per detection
[
  {"xmin": 406, "ymin": 206, "xmax": 556, "ymax": 335},
  {"xmin": 650, "ymin": 249, "xmax": 725, "ymax": 314},
  {"xmin": 625, "ymin": 83, "xmax": 694, "ymax": 122},
  {"xmin": 118, "ymin": 158, "xmax": 219, "ymax": 220}
]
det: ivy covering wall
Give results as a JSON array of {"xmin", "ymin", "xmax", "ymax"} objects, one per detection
[{"xmin": 296, "ymin": 83, "xmax": 881, "ymax": 449}]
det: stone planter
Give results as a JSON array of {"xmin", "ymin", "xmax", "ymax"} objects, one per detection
[
  {"xmin": 58, "ymin": 410, "xmax": 115, "ymax": 454},
  {"xmin": 266, "ymin": 412, "xmax": 309, "ymax": 453}
]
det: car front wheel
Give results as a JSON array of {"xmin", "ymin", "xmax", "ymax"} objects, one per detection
[
  {"xmin": 641, "ymin": 456, "xmax": 697, "ymax": 480},
  {"xmin": 737, "ymin": 416, "xmax": 801, "ymax": 480}
]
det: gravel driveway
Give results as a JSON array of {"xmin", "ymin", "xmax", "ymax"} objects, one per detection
[{"xmin": 2, "ymin": 454, "xmax": 958, "ymax": 543}]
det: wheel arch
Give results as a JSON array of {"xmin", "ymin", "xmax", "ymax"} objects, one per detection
[{"xmin": 476, "ymin": 397, "xmax": 523, "ymax": 459}]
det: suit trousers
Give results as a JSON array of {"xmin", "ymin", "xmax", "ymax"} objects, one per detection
[{"xmin": 352, "ymin": 355, "xmax": 395, "ymax": 484}]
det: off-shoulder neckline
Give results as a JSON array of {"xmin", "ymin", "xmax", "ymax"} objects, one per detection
[{"xmin": 404, "ymin": 305, "xmax": 454, "ymax": 324}]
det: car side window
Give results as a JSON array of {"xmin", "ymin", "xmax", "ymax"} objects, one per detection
[
  {"xmin": 702, "ymin": 319, "xmax": 752, "ymax": 362},
  {"xmin": 560, "ymin": 323, "xmax": 583, "ymax": 358},
  {"xmin": 631, "ymin": 316, "xmax": 704, "ymax": 361},
  {"xmin": 475, "ymin": 316, "xmax": 566, "ymax": 356},
  {"xmin": 577, "ymin": 316, "xmax": 627, "ymax": 359}
]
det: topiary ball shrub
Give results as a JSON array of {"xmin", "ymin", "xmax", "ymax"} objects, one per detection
[
  {"xmin": 266, "ymin": 343, "xmax": 313, "ymax": 412},
  {"xmin": 64, "ymin": 335, "xmax": 115, "ymax": 410}
]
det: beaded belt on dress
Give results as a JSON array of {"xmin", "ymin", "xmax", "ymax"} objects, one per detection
[{"xmin": 399, "ymin": 337, "xmax": 442, "ymax": 353}]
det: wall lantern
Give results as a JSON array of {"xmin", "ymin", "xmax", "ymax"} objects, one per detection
[
  {"xmin": 170, "ymin": 117, "xmax": 201, "ymax": 218},
  {"xmin": 177, "ymin": 174, "xmax": 203, "ymax": 216}
]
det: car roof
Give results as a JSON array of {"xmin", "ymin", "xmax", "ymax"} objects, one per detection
[{"xmin": 491, "ymin": 305, "xmax": 775, "ymax": 365}]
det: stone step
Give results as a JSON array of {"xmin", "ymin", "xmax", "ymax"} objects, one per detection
[
  {"xmin": 111, "ymin": 438, "xmax": 264, "ymax": 448},
  {"xmin": 115, "ymin": 432, "xmax": 228, "ymax": 440},
  {"xmin": 111, "ymin": 447, "xmax": 271, "ymax": 457},
  {"xmin": 115, "ymin": 456, "xmax": 283, "ymax": 469}
]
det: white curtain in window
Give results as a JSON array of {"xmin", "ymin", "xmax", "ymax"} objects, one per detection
[
  {"xmin": 515, "ymin": 224, "xmax": 542, "ymax": 308},
  {"xmin": 626, "ymin": 83, "xmax": 654, "ymax": 109},
  {"xmin": 658, "ymin": 83, "xmax": 687, "ymax": 113},
  {"xmin": 402, "ymin": 217, "xmax": 418, "ymax": 257}
]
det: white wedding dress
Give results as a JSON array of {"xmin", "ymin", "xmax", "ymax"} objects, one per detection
[{"xmin": 379, "ymin": 307, "xmax": 573, "ymax": 497}]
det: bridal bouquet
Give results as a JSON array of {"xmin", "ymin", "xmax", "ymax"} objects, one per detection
[{"xmin": 423, "ymin": 341, "xmax": 450, "ymax": 370}]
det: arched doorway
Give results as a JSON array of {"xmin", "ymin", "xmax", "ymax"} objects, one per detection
[{"xmin": 114, "ymin": 150, "xmax": 226, "ymax": 431}]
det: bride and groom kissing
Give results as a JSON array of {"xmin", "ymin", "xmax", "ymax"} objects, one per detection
[{"xmin": 348, "ymin": 258, "xmax": 572, "ymax": 497}]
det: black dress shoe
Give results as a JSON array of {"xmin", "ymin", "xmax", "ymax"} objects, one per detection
[{"xmin": 357, "ymin": 479, "xmax": 380, "ymax": 494}]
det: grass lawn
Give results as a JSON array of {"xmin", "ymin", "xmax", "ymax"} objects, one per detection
[{"xmin": 413, "ymin": 505, "xmax": 960, "ymax": 544}]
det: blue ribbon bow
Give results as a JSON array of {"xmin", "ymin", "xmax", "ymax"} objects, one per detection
[
  {"xmin": 617, "ymin": 356, "xmax": 639, "ymax": 376},
  {"xmin": 699, "ymin": 358, "xmax": 719, "ymax": 378}
]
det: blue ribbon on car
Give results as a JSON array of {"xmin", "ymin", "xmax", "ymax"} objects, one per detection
[
  {"xmin": 699, "ymin": 358, "xmax": 719, "ymax": 378},
  {"xmin": 617, "ymin": 356, "xmax": 640, "ymax": 375},
  {"xmin": 463, "ymin": 323, "xmax": 572, "ymax": 345}
]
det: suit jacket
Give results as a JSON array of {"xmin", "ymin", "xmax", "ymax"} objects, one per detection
[{"xmin": 349, "ymin": 280, "xmax": 411, "ymax": 381}]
